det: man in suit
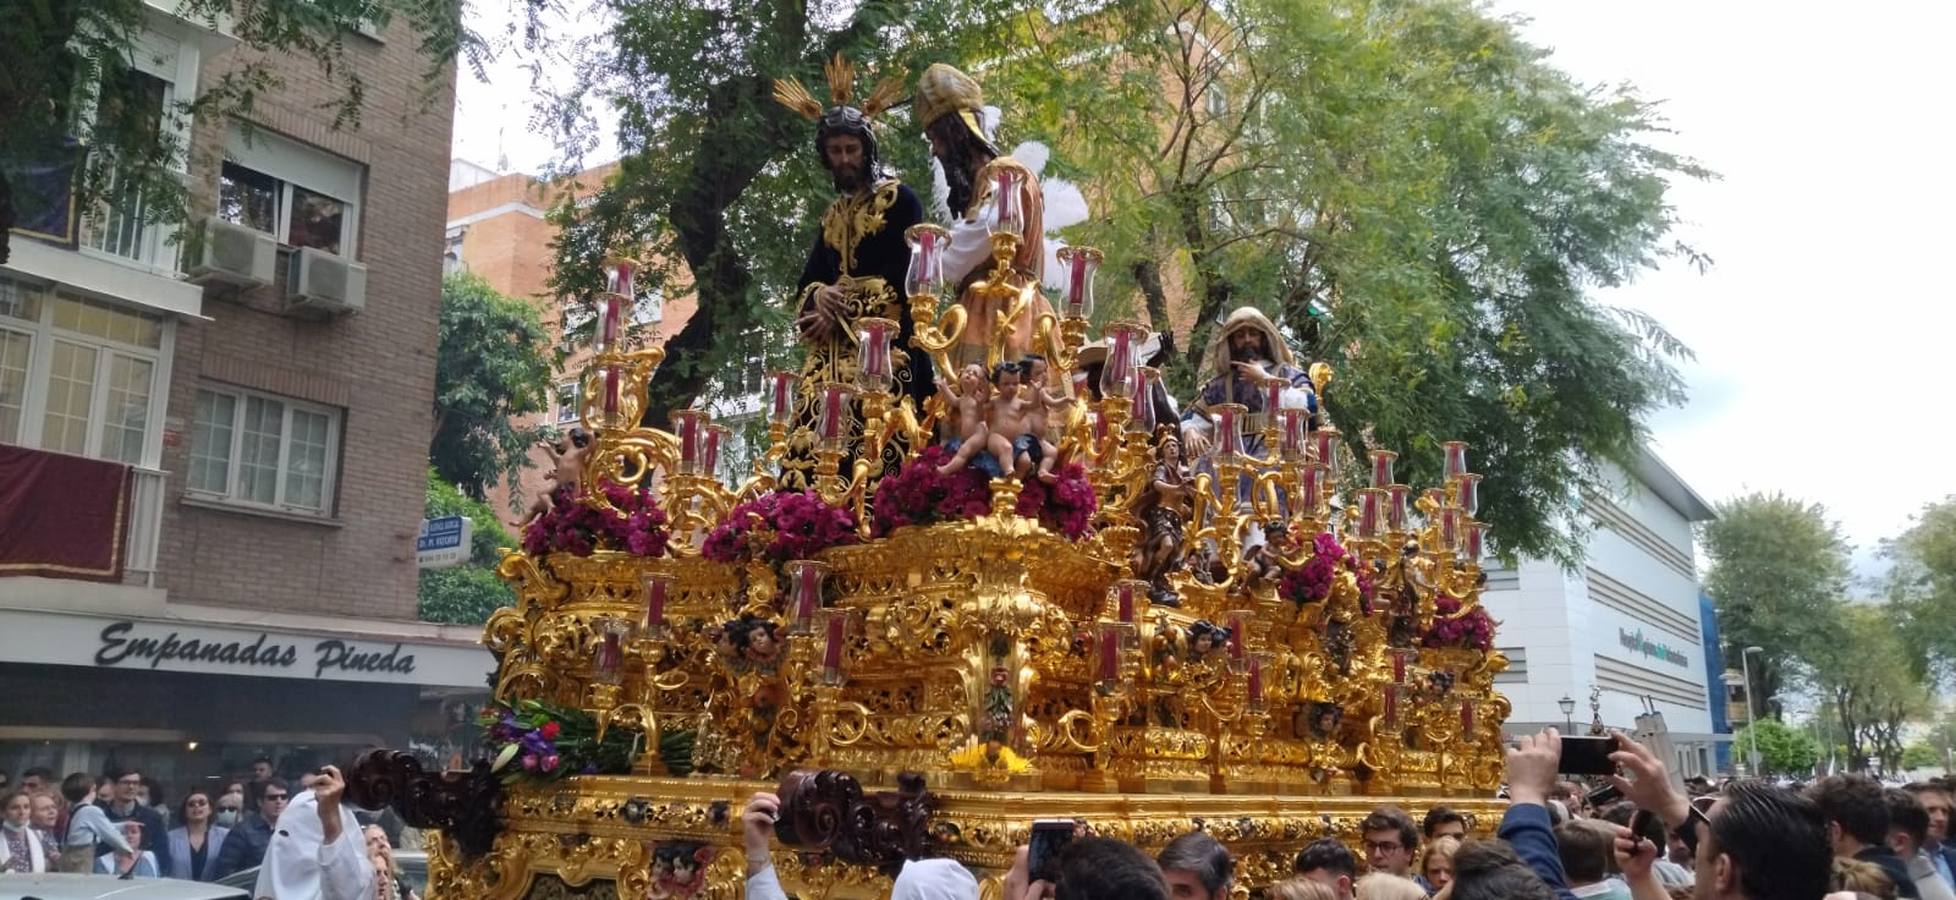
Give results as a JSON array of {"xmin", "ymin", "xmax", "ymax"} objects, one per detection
[
  {"xmin": 97, "ymin": 768, "xmax": 168, "ymax": 877},
  {"xmin": 1908, "ymin": 782, "xmax": 1956, "ymax": 889}
]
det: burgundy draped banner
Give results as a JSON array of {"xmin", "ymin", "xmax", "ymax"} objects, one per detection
[{"xmin": 0, "ymin": 444, "xmax": 130, "ymax": 582}]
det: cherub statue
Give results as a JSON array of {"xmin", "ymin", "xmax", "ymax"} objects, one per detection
[
  {"xmin": 1128, "ymin": 430, "xmax": 1192, "ymax": 605},
  {"xmin": 1187, "ymin": 619, "xmax": 1231, "ymax": 664},
  {"xmin": 1020, "ymin": 353, "xmax": 1071, "ymax": 483},
  {"xmin": 521, "ymin": 426, "xmax": 593, "ymax": 524},
  {"xmin": 1239, "ymin": 520, "xmax": 1289, "ymax": 592},
  {"xmin": 936, "ymin": 363, "xmax": 998, "ymax": 476},
  {"xmin": 984, "ymin": 361, "xmax": 1038, "ymax": 477}
]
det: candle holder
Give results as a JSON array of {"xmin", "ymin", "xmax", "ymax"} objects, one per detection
[
  {"xmin": 1299, "ymin": 463, "xmax": 1326, "ymax": 518},
  {"xmin": 785, "ymin": 559, "xmax": 830, "ymax": 635},
  {"xmin": 1356, "ymin": 488, "xmax": 1385, "ymax": 540},
  {"xmin": 1443, "ymin": 441, "xmax": 1470, "ymax": 479},
  {"xmin": 1109, "ymin": 579, "xmax": 1148, "ymax": 627},
  {"xmin": 1312, "ymin": 425, "xmax": 1341, "ymax": 481},
  {"xmin": 591, "ymin": 616, "xmax": 629, "ymax": 686},
  {"xmin": 1386, "ymin": 484, "xmax": 1411, "ymax": 534},
  {"xmin": 1245, "ymin": 653, "xmax": 1271, "ymax": 713},
  {"xmin": 904, "ymin": 224, "xmax": 948, "ymax": 299},
  {"xmin": 1098, "ymin": 322, "xmax": 1148, "ymax": 401},
  {"xmin": 640, "ymin": 572, "xmax": 675, "ymax": 639},
  {"xmin": 1456, "ymin": 473, "xmax": 1482, "ymax": 517},
  {"xmin": 855, "ymin": 317, "xmax": 897, "ymax": 394},
  {"xmin": 1370, "ymin": 449, "xmax": 1397, "ymax": 490},
  {"xmin": 1224, "ymin": 609, "xmax": 1251, "ymax": 672},
  {"xmin": 597, "ymin": 256, "xmax": 639, "ymax": 353},
  {"xmin": 1462, "ymin": 522, "xmax": 1489, "ymax": 568},
  {"xmin": 1094, "ymin": 622, "xmax": 1136, "ymax": 690},
  {"xmin": 1128, "ymin": 366, "xmax": 1160, "ymax": 435},
  {"xmin": 702, "ymin": 423, "xmax": 729, "ymax": 483},
  {"xmin": 1211, "ymin": 403, "xmax": 1248, "ymax": 462},
  {"xmin": 1056, "ymin": 245, "xmax": 1101, "ymax": 321},
  {"xmin": 671, "ymin": 408, "xmax": 709, "ymax": 477},
  {"xmin": 1278, "ymin": 408, "xmax": 1310, "ymax": 462},
  {"xmin": 816, "ymin": 607, "xmax": 859, "ymax": 687},
  {"xmin": 988, "ymin": 168, "xmax": 1027, "ymax": 239},
  {"xmin": 1437, "ymin": 507, "xmax": 1463, "ymax": 556}
]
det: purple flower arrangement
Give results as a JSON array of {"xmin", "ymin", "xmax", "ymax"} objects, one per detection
[
  {"xmin": 1012, "ymin": 462, "xmax": 1098, "ymax": 540},
  {"xmin": 870, "ymin": 446, "xmax": 991, "ymax": 536},
  {"xmin": 701, "ymin": 491, "xmax": 859, "ymax": 564},
  {"xmin": 478, "ymin": 698, "xmax": 637, "ymax": 784},
  {"xmin": 1279, "ymin": 532, "xmax": 1374, "ymax": 606},
  {"xmin": 1421, "ymin": 595, "xmax": 1496, "ymax": 651},
  {"xmin": 521, "ymin": 482, "xmax": 671, "ymax": 558}
]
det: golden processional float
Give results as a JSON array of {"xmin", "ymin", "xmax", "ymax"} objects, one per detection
[{"xmin": 351, "ymin": 191, "xmax": 1510, "ymax": 899}]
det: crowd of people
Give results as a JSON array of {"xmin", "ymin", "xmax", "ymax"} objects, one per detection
[
  {"xmin": 0, "ymin": 756, "xmax": 415, "ymax": 900},
  {"xmin": 731, "ymin": 728, "xmax": 1956, "ymax": 900}
]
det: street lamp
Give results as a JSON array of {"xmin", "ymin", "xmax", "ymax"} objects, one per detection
[
  {"xmin": 1559, "ymin": 695, "xmax": 1577, "ymax": 733},
  {"xmin": 1741, "ymin": 645, "xmax": 1765, "ymax": 775}
]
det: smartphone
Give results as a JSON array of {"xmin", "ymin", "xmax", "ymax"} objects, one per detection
[
  {"xmin": 1027, "ymin": 819, "xmax": 1079, "ymax": 883},
  {"xmin": 1559, "ymin": 735, "xmax": 1618, "ymax": 776}
]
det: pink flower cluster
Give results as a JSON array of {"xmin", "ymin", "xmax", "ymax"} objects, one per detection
[
  {"xmin": 522, "ymin": 482, "xmax": 670, "ymax": 558},
  {"xmin": 1422, "ymin": 595, "xmax": 1496, "ymax": 651},
  {"xmin": 1279, "ymin": 532, "xmax": 1362, "ymax": 606},
  {"xmin": 870, "ymin": 446, "xmax": 991, "ymax": 536},
  {"xmin": 1013, "ymin": 463, "xmax": 1098, "ymax": 540},
  {"xmin": 701, "ymin": 491, "xmax": 859, "ymax": 563}
]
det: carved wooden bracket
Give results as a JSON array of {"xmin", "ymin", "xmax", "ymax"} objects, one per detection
[
  {"xmin": 345, "ymin": 750, "xmax": 504, "ymax": 861},
  {"xmin": 774, "ymin": 768, "xmax": 937, "ymax": 874}
]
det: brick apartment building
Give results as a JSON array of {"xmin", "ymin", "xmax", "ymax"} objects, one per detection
[
  {"xmin": 446, "ymin": 161, "xmax": 776, "ymax": 531},
  {"xmin": 0, "ymin": 4, "xmax": 490, "ymax": 784}
]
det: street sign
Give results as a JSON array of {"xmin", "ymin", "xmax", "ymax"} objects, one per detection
[{"xmin": 416, "ymin": 515, "xmax": 473, "ymax": 569}]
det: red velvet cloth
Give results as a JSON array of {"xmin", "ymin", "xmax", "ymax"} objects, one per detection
[{"xmin": 0, "ymin": 444, "xmax": 129, "ymax": 581}]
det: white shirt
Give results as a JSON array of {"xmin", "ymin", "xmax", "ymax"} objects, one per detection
[{"xmin": 251, "ymin": 790, "xmax": 374, "ymax": 900}]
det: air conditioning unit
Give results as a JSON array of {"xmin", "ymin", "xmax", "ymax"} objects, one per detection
[
  {"xmin": 188, "ymin": 217, "xmax": 276, "ymax": 288},
  {"xmin": 287, "ymin": 247, "xmax": 367, "ymax": 315}
]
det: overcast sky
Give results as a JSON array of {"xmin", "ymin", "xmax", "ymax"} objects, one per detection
[{"xmin": 451, "ymin": 2, "xmax": 1956, "ymax": 580}]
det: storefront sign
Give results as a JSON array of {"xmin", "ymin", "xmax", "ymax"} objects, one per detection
[
  {"xmin": 0, "ymin": 609, "xmax": 489, "ymax": 688},
  {"xmin": 1619, "ymin": 627, "xmax": 1689, "ymax": 668}
]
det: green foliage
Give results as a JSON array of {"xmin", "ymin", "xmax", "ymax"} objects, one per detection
[
  {"xmin": 1903, "ymin": 742, "xmax": 1943, "ymax": 772},
  {"xmin": 433, "ymin": 272, "xmax": 555, "ymax": 501},
  {"xmin": 1732, "ymin": 718, "xmax": 1820, "ymax": 776},
  {"xmin": 981, "ymin": 0, "xmax": 1708, "ymax": 566},
  {"xmin": 547, "ymin": 0, "xmax": 1707, "ymax": 566},
  {"xmin": 0, "ymin": 0, "xmax": 486, "ymax": 260},
  {"xmin": 1885, "ymin": 496, "xmax": 1956, "ymax": 674},
  {"xmin": 1808, "ymin": 603, "xmax": 1929, "ymax": 773},
  {"xmin": 1701, "ymin": 492, "xmax": 1853, "ymax": 708},
  {"xmin": 418, "ymin": 469, "xmax": 517, "ymax": 625}
]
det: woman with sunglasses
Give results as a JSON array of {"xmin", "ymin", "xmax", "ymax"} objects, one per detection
[{"xmin": 166, "ymin": 788, "xmax": 231, "ymax": 881}]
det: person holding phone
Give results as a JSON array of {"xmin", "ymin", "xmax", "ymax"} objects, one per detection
[
  {"xmin": 740, "ymin": 791, "xmax": 978, "ymax": 900},
  {"xmin": 251, "ymin": 765, "xmax": 374, "ymax": 900}
]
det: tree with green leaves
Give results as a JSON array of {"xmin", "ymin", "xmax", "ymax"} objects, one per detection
[
  {"xmin": 1808, "ymin": 603, "xmax": 1928, "ymax": 773},
  {"xmin": 1902, "ymin": 742, "xmax": 1943, "ymax": 773},
  {"xmin": 544, "ymin": 0, "xmax": 1706, "ymax": 566},
  {"xmin": 0, "ymin": 0, "xmax": 482, "ymax": 263},
  {"xmin": 1733, "ymin": 718, "xmax": 1821, "ymax": 777},
  {"xmin": 1701, "ymin": 492, "xmax": 1853, "ymax": 713},
  {"xmin": 419, "ymin": 469, "xmax": 518, "ymax": 624},
  {"xmin": 1885, "ymin": 495, "xmax": 1956, "ymax": 675},
  {"xmin": 432, "ymin": 272, "xmax": 555, "ymax": 501}
]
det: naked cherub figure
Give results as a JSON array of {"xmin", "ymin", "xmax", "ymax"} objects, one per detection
[
  {"xmin": 985, "ymin": 362, "xmax": 1036, "ymax": 478},
  {"xmin": 1019, "ymin": 353, "xmax": 1071, "ymax": 484},
  {"xmin": 935, "ymin": 364, "xmax": 996, "ymax": 476},
  {"xmin": 521, "ymin": 427, "xmax": 593, "ymax": 524}
]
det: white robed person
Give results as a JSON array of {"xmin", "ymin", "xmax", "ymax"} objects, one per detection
[{"xmin": 252, "ymin": 765, "xmax": 374, "ymax": 900}]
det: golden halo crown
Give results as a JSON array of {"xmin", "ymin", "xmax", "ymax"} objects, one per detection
[{"xmin": 772, "ymin": 52, "xmax": 905, "ymax": 123}]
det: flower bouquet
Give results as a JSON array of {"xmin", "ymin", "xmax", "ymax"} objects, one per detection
[
  {"xmin": 521, "ymin": 481, "xmax": 670, "ymax": 558},
  {"xmin": 869, "ymin": 445, "xmax": 991, "ymax": 537},
  {"xmin": 478, "ymin": 698, "xmax": 639, "ymax": 784},
  {"xmin": 1278, "ymin": 532, "xmax": 1376, "ymax": 607},
  {"xmin": 1421, "ymin": 595, "xmax": 1496, "ymax": 651},
  {"xmin": 701, "ymin": 490, "xmax": 859, "ymax": 564},
  {"xmin": 1012, "ymin": 462, "xmax": 1097, "ymax": 540}
]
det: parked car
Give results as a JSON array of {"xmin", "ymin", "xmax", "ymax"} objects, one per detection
[
  {"xmin": 213, "ymin": 849, "xmax": 425, "ymax": 895},
  {"xmin": 0, "ymin": 874, "xmax": 250, "ymax": 900}
]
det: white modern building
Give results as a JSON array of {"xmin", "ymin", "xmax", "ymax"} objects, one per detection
[{"xmin": 1483, "ymin": 448, "xmax": 1726, "ymax": 777}]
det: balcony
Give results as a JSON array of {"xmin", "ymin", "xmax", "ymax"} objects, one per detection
[{"xmin": 0, "ymin": 444, "xmax": 166, "ymax": 589}]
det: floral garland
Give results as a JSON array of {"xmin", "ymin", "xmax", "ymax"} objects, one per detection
[
  {"xmin": 701, "ymin": 490, "xmax": 859, "ymax": 564},
  {"xmin": 478, "ymin": 698, "xmax": 638, "ymax": 784},
  {"xmin": 521, "ymin": 481, "xmax": 671, "ymax": 558},
  {"xmin": 1422, "ymin": 594, "xmax": 1496, "ymax": 651},
  {"xmin": 1278, "ymin": 532, "xmax": 1375, "ymax": 606},
  {"xmin": 869, "ymin": 445, "xmax": 991, "ymax": 536},
  {"xmin": 871, "ymin": 447, "xmax": 1098, "ymax": 540},
  {"xmin": 1012, "ymin": 462, "xmax": 1098, "ymax": 540}
]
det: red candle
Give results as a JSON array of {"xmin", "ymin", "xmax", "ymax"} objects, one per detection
[
  {"xmin": 605, "ymin": 259, "xmax": 637, "ymax": 296},
  {"xmin": 1313, "ymin": 428, "xmax": 1340, "ymax": 478},
  {"xmin": 1358, "ymin": 489, "xmax": 1382, "ymax": 538},
  {"xmin": 1098, "ymin": 627, "xmax": 1120, "ymax": 682},
  {"xmin": 907, "ymin": 228, "xmax": 942, "ymax": 297},
  {"xmin": 1444, "ymin": 441, "xmax": 1470, "ymax": 479},
  {"xmin": 595, "ymin": 630, "xmax": 622, "ymax": 676},
  {"xmin": 1114, "ymin": 582, "xmax": 1136, "ymax": 623},
  {"xmin": 1227, "ymin": 613, "xmax": 1246, "ymax": 662},
  {"xmin": 1100, "ymin": 326, "xmax": 1136, "ymax": 399},
  {"xmin": 996, "ymin": 171, "xmax": 1014, "ymax": 225},
  {"xmin": 1300, "ymin": 464, "xmax": 1323, "ymax": 513},
  {"xmin": 1387, "ymin": 484, "xmax": 1411, "ymax": 532},
  {"xmin": 599, "ymin": 293, "xmax": 622, "ymax": 351},
  {"xmin": 1130, "ymin": 367, "xmax": 1157, "ymax": 434},
  {"xmin": 602, "ymin": 365, "xmax": 620, "ymax": 417},
  {"xmin": 1440, "ymin": 508, "xmax": 1461, "ymax": 552},
  {"xmin": 1262, "ymin": 378, "xmax": 1283, "ymax": 417},
  {"xmin": 1246, "ymin": 656, "xmax": 1264, "ymax": 705},
  {"xmin": 1464, "ymin": 522, "xmax": 1488, "ymax": 564},
  {"xmin": 1460, "ymin": 700, "xmax": 1475, "ymax": 733},
  {"xmin": 1067, "ymin": 251, "xmax": 1087, "ymax": 311},
  {"xmin": 1458, "ymin": 473, "xmax": 1482, "ymax": 517},
  {"xmin": 823, "ymin": 613, "xmax": 846, "ymax": 672},
  {"xmin": 1371, "ymin": 449, "xmax": 1396, "ymax": 489},
  {"xmin": 702, "ymin": 425, "xmax": 725, "ymax": 476},
  {"xmin": 1214, "ymin": 405, "xmax": 1244, "ymax": 457},
  {"xmin": 768, "ymin": 372, "xmax": 794, "ymax": 425},
  {"xmin": 1391, "ymin": 649, "xmax": 1407, "ymax": 684},
  {"xmin": 818, "ymin": 385, "xmax": 849, "ymax": 445},
  {"xmin": 1384, "ymin": 687, "xmax": 1400, "ymax": 727},
  {"xmin": 857, "ymin": 319, "xmax": 893, "ymax": 391},
  {"xmin": 676, "ymin": 411, "xmax": 700, "ymax": 473},
  {"xmin": 643, "ymin": 576, "xmax": 669, "ymax": 632},
  {"xmin": 1280, "ymin": 409, "xmax": 1307, "ymax": 460},
  {"xmin": 794, "ymin": 563, "xmax": 821, "ymax": 626}
]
